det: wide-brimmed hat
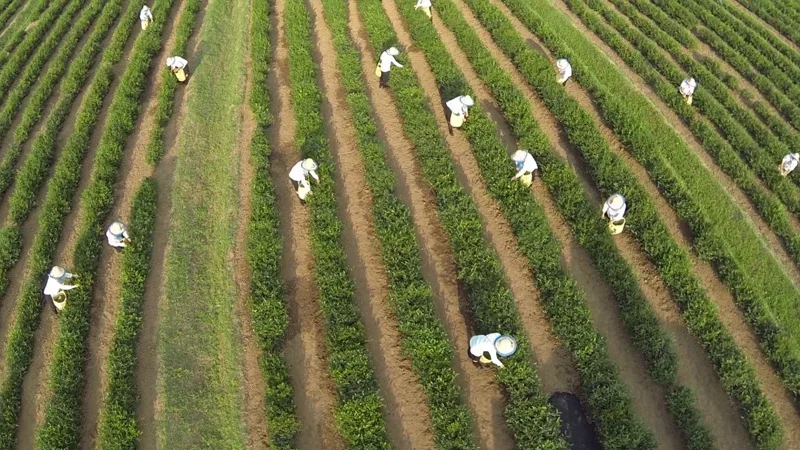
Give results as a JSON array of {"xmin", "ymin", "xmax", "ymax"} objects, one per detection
[
  {"xmin": 687, "ymin": 77, "xmax": 697, "ymax": 88},
  {"xmin": 609, "ymin": 194, "xmax": 625, "ymax": 209},
  {"xmin": 494, "ymin": 335, "xmax": 517, "ymax": 357},
  {"xmin": 511, "ymin": 150, "xmax": 528, "ymax": 162},
  {"xmin": 387, "ymin": 47, "xmax": 400, "ymax": 56},
  {"xmin": 792, "ymin": 153, "xmax": 800, "ymax": 161},
  {"xmin": 49, "ymin": 266, "xmax": 65, "ymax": 278},
  {"xmin": 461, "ymin": 95, "xmax": 474, "ymax": 106},
  {"xmin": 110, "ymin": 221, "xmax": 125, "ymax": 235},
  {"xmin": 166, "ymin": 57, "xmax": 176, "ymax": 67},
  {"xmin": 556, "ymin": 58, "xmax": 570, "ymax": 70},
  {"xmin": 301, "ymin": 158, "xmax": 317, "ymax": 171}
]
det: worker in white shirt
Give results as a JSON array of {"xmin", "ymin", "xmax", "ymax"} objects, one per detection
[
  {"xmin": 106, "ymin": 221, "xmax": 131, "ymax": 250},
  {"xmin": 780, "ymin": 153, "xmax": 800, "ymax": 176},
  {"xmin": 602, "ymin": 193, "xmax": 627, "ymax": 235},
  {"xmin": 376, "ymin": 47, "xmax": 403, "ymax": 88},
  {"xmin": 445, "ymin": 95, "xmax": 474, "ymax": 133},
  {"xmin": 43, "ymin": 266, "xmax": 79, "ymax": 314},
  {"xmin": 679, "ymin": 77, "xmax": 697, "ymax": 105},
  {"xmin": 140, "ymin": 5, "xmax": 153, "ymax": 30},
  {"xmin": 414, "ymin": 0, "xmax": 433, "ymax": 20},
  {"xmin": 166, "ymin": 56, "xmax": 189, "ymax": 82},
  {"xmin": 511, "ymin": 150, "xmax": 538, "ymax": 187},
  {"xmin": 289, "ymin": 158, "xmax": 320, "ymax": 202},
  {"xmin": 469, "ymin": 333, "xmax": 504, "ymax": 367},
  {"xmin": 556, "ymin": 58, "xmax": 572, "ymax": 86}
]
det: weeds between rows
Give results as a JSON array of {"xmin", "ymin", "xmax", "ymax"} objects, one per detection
[
  {"xmin": 0, "ymin": 0, "xmax": 139, "ymax": 447},
  {"xmin": 477, "ymin": 0, "xmax": 784, "ymax": 447},
  {"xmin": 284, "ymin": 0, "xmax": 390, "ymax": 445}
]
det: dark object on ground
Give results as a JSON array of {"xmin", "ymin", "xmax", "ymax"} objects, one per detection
[{"xmin": 549, "ymin": 392, "xmax": 603, "ymax": 450}]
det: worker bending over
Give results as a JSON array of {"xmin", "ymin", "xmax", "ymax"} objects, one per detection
[
  {"xmin": 166, "ymin": 56, "xmax": 189, "ymax": 82},
  {"xmin": 445, "ymin": 95, "xmax": 474, "ymax": 133},
  {"xmin": 106, "ymin": 220, "xmax": 131, "ymax": 250},
  {"xmin": 414, "ymin": 0, "xmax": 433, "ymax": 20},
  {"xmin": 469, "ymin": 333, "xmax": 504, "ymax": 368},
  {"xmin": 289, "ymin": 158, "xmax": 320, "ymax": 202},
  {"xmin": 602, "ymin": 193, "xmax": 627, "ymax": 235},
  {"xmin": 679, "ymin": 77, "xmax": 697, "ymax": 105},
  {"xmin": 780, "ymin": 153, "xmax": 800, "ymax": 177},
  {"xmin": 376, "ymin": 47, "xmax": 403, "ymax": 88},
  {"xmin": 511, "ymin": 150, "xmax": 538, "ymax": 187},
  {"xmin": 556, "ymin": 58, "xmax": 572, "ymax": 86},
  {"xmin": 140, "ymin": 5, "xmax": 153, "ymax": 30},
  {"xmin": 43, "ymin": 266, "xmax": 79, "ymax": 314}
]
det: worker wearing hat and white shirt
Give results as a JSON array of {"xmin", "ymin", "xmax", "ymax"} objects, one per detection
[
  {"xmin": 679, "ymin": 77, "xmax": 697, "ymax": 105},
  {"xmin": 43, "ymin": 266, "xmax": 79, "ymax": 314},
  {"xmin": 140, "ymin": 5, "xmax": 153, "ymax": 30},
  {"xmin": 166, "ymin": 56, "xmax": 189, "ymax": 82},
  {"xmin": 414, "ymin": 0, "xmax": 433, "ymax": 20},
  {"xmin": 469, "ymin": 333, "xmax": 504, "ymax": 368},
  {"xmin": 602, "ymin": 193, "xmax": 627, "ymax": 235},
  {"xmin": 289, "ymin": 158, "xmax": 320, "ymax": 201},
  {"xmin": 106, "ymin": 220, "xmax": 131, "ymax": 250},
  {"xmin": 511, "ymin": 150, "xmax": 538, "ymax": 187},
  {"xmin": 780, "ymin": 153, "xmax": 800, "ymax": 176},
  {"xmin": 445, "ymin": 95, "xmax": 474, "ymax": 133},
  {"xmin": 377, "ymin": 47, "xmax": 403, "ymax": 88},
  {"xmin": 556, "ymin": 58, "xmax": 572, "ymax": 86}
]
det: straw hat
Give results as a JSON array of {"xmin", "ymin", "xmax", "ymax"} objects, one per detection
[
  {"xmin": 511, "ymin": 150, "xmax": 528, "ymax": 162},
  {"xmin": 556, "ymin": 58, "xmax": 569, "ymax": 70},
  {"xmin": 687, "ymin": 77, "xmax": 697, "ymax": 88},
  {"xmin": 461, "ymin": 95, "xmax": 474, "ymax": 106},
  {"xmin": 387, "ymin": 47, "xmax": 400, "ymax": 56},
  {"xmin": 166, "ymin": 57, "xmax": 176, "ymax": 67},
  {"xmin": 494, "ymin": 335, "xmax": 517, "ymax": 357},
  {"xmin": 109, "ymin": 221, "xmax": 125, "ymax": 235},
  {"xmin": 608, "ymin": 194, "xmax": 625, "ymax": 209},
  {"xmin": 301, "ymin": 158, "xmax": 317, "ymax": 171},
  {"xmin": 49, "ymin": 266, "xmax": 65, "ymax": 278},
  {"xmin": 792, "ymin": 153, "xmax": 800, "ymax": 161}
]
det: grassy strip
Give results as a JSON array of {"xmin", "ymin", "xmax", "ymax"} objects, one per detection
[
  {"xmin": 0, "ymin": 0, "xmax": 23, "ymax": 35},
  {"xmin": 319, "ymin": 0, "xmax": 478, "ymax": 447},
  {"xmin": 424, "ymin": 0, "xmax": 715, "ymax": 447},
  {"xmin": 144, "ymin": 0, "xmax": 202, "ymax": 165},
  {"xmin": 34, "ymin": 0, "xmax": 175, "ymax": 446},
  {"xmin": 244, "ymin": 0, "xmax": 300, "ymax": 447},
  {"xmin": 484, "ymin": 0, "xmax": 785, "ymax": 447},
  {"xmin": 0, "ymin": 0, "xmax": 138, "ymax": 447},
  {"xmin": 356, "ymin": 0, "xmax": 571, "ymax": 447},
  {"xmin": 284, "ymin": 0, "xmax": 391, "ymax": 445},
  {"xmin": 734, "ymin": 0, "xmax": 800, "ymax": 48},
  {"xmin": 94, "ymin": 179, "xmax": 157, "ymax": 450},
  {"xmin": 0, "ymin": 0, "xmax": 50, "ymax": 65}
]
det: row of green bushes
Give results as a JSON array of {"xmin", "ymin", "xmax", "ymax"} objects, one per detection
[
  {"xmin": 424, "ymin": 0, "xmax": 717, "ymax": 447},
  {"xmin": 0, "ymin": 0, "xmax": 50, "ymax": 64},
  {"xmin": 734, "ymin": 0, "xmax": 800, "ymax": 49},
  {"xmin": 0, "ymin": 0, "xmax": 24, "ymax": 37},
  {"xmin": 145, "ymin": 0, "xmax": 202, "ymax": 165},
  {"xmin": 719, "ymin": 0, "xmax": 800, "ymax": 70},
  {"xmin": 284, "ymin": 0, "xmax": 390, "ymax": 446},
  {"xmin": 0, "ymin": 0, "xmax": 139, "ymax": 447},
  {"xmin": 319, "ymin": 0, "xmax": 477, "ymax": 447},
  {"xmin": 489, "ymin": 0, "xmax": 784, "ymax": 447},
  {"xmin": 244, "ymin": 0, "xmax": 299, "ymax": 448}
]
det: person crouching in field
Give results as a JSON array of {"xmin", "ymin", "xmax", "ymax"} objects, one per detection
[
  {"xmin": 556, "ymin": 58, "xmax": 572, "ymax": 86},
  {"xmin": 414, "ymin": 0, "xmax": 433, "ymax": 20},
  {"xmin": 679, "ymin": 77, "xmax": 697, "ymax": 105},
  {"xmin": 780, "ymin": 153, "xmax": 800, "ymax": 177},
  {"xmin": 140, "ymin": 5, "xmax": 153, "ymax": 30},
  {"xmin": 289, "ymin": 158, "xmax": 320, "ymax": 202},
  {"xmin": 43, "ymin": 266, "xmax": 79, "ymax": 314},
  {"xmin": 166, "ymin": 56, "xmax": 189, "ymax": 82},
  {"xmin": 376, "ymin": 47, "xmax": 403, "ymax": 89},
  {"xmin": 445, "ymin": 95, "xmax": 474, "ymax": 134},
  {"xmin": 511, "ymin": 150, "xmax": 538, "ymax": 187},
  {"xmin": 106, "ymin": 220, "xmax": 131, "ymax": 252}
]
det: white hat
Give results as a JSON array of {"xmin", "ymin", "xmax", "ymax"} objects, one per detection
[
  {"xmin": 494, "ymin": 335, "xmax": 517, "ymax": 357},
  {"xmin": 49, "ymin": 266, "xmax": 65, "ymax": 278},
  {"xmin": 461, "ymin": 95, "xmax": 474, "ymax": 106},
  {"xmin": 301, "ymin": 158, "xmax": 318, "ymax": 171},
  {"xmin": 109, "ymin": 221, "xmax": 125, "ymax": 235},
  {"xmin": 387, "ymin": 47, "xmax": 400, "ymax": 56},
  {"xmin": 511, "ymin": 150, "xmax": 528, "ymax": 162},
  {"xmin": 687, "ymin": 77, "xmax": 697, "ymax": 88},
  {"xmin": 609, "ymin": 194, "xmax": 625, "ymax": 209},
  {"xmin": 166, "ymin": 57, "xmax": 176, "ymax": 67},
  {"xmin": 556, "ymin": 58, "xmax": 569, "ymax": 70},
  {"xmin": 792, "ymin": 153, "xmax": 799, "ymax": 161}
]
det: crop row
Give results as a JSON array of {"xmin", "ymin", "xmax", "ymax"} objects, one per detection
[
  {"xmin": 0, "ymin": 0, "xmax": 23, "ymax": 34},
  {"xmin": 145, "ymin": 0, "xmax": 202, "ymax": 165},
  {"xmin": 284, "ymin": 0, "xmax": 390, "ymax": 445},
  {"xmin": 488, "ymin": 0, "xmax": 785, "ymax": 447},
  {"xmin": 568, "ymin": 0, "xmax": 800, "ymax": 404},
  {"xmin": 0, "ymin": 0, "xmax": 49, "ymax": 67},
  {"xmin": 0, "ymin": 0, "xmax": 139, "ymax": 447},
  {"xmin": 318, "ymin": 0, "xmax": 479, "ymax": 448},
  {"xmin": 423, "ymin": 0, "xmax": 716, "ymax": 447},
  {"xmin": 735, "ymin": 0, "xmax": 800, "ymax": 48},
  {"xmin": 244, "ymin": 0, "xmax": 299, "ymax": 448}
]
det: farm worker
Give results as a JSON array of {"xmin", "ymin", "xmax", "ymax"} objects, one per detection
[
  {"xmin": 166, "ymin": 56, "xmax": 189, "ymax": 82},
  {"xmin": 469, "ymin": 333, "xmax": 504, "ymax": 368},
  {"xmin": 445, "ymin": 95, "xmax": 474, "ymax": 132},
  {"xmin": 511, "ymin": 150, "xmax": 538, "ymax": 187},
  {"xmin": 43, "ymin": 266, "xmax": 79, "ymax": 314},
  {"xmin": 376, "ymin": 47, "xmax": 403, "ymax": 88},
  {"xmin": 289, "ymin": 158, "xmax": 320, "ymax": 201},
  {"xmin": 556, "ymin": 58, "xmax": 572, "ymax": 85},
  {"xmin": 679, "ymin": 77, "xmax": 697, "ymax": 105},
  {"xmin": 602, "ymin": 193, "xmax": 627, "ymax": 235},
  {"xmin": 414, "ymin": 0, "xmax": 433, "ymax": 20},
  {"xmin": 780, "ymin": 153, "xmax": 800, "ymax": 176},
  {"xmin": 140, "ymin": 5, "xmax": 153, "ymax": 30},
  {"xmin": 106, "ymin": 220, "xmax": 131, "ymax": 250}
]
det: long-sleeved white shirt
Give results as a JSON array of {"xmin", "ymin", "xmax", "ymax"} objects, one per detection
[
  {"xmin": 602, "ymin": 197, "xmax": 627, "ymax": 221},
  {"xmin": 43, "ymin": 274, "xmax": 77, "ymax": 297},
  {"xmin": 783, "ymin": 154, "xmax": 799, "ymax": 172},
  {"xmin": 513, "ymin": 152, "xmax": 538, "ymax": 179},
  {"xmin": 140, "ymin": 6, "xmax": 153, "ymax": 21},
  {"xmin": 169, "ymin": 56, "xmax": 188, "ymax": 70},
  {"xmin": 379, "ymin": 51, "xmax": 403, "ymax": 72},
  {"xmin": 415, "ymin": 0, "xmax": 432, "ymax": 8},
  {"xmin": 470, "ymin": 333, "xmax": 504, "ymax": 367},
  {"xmin": 556, "ymin": 59, "xmax": 572, "ymax": 80},
  {"xmin": 446, "ymin": 96, "xmax": 470, "ymax": 116},
  {"xmin": 289, "ymin": 161, "xmax": 320, "ymax": 183},
  {"xmin": 106, "ymin": 226, "xmax": 130, "ymax": 248},
  {"xmin": 679, "ymin": 79, "xmax": 696, "ymax": 96}
]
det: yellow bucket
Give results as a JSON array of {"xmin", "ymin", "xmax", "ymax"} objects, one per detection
[
  {"xmin": 174, "ymin": 68, "xmax": 187, "ymax": 82},
  {"xmin": 520, "ymin": 173, "xmax": 533, "ymax": 187},
  {"xmin": 608, "ymin": 218, "xmax": 625, "ymax": 235},
  {"xmin": 450, "ymin": 113, "xmax": 464, "ymax": 128},
  {"xmin": 375, "ymin": 64, "xmax": 381, "ymax": 78}
]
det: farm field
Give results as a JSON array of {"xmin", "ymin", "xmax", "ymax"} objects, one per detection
[{"xmin": 3, "ymin": 0, "xmax": 800, "ymax": 448}]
